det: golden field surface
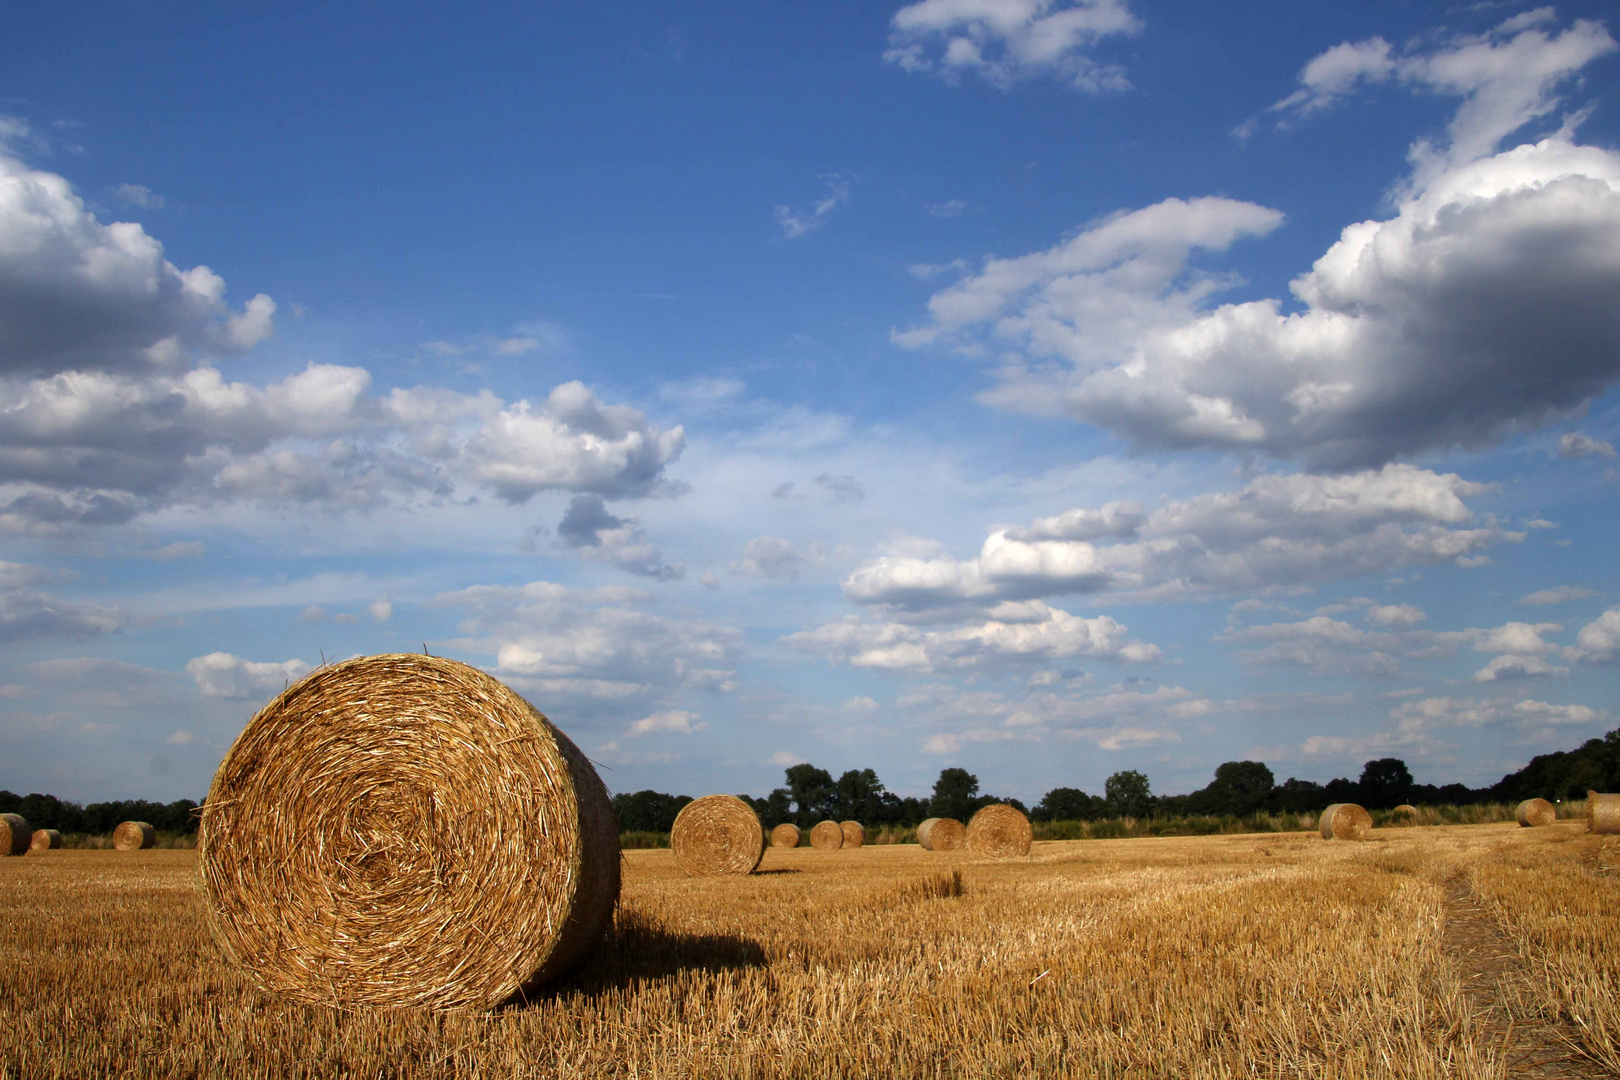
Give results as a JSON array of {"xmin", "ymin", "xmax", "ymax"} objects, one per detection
[{"xmin": 3, "ymin": 823, "xmax": 1617, "ymax": 1079}]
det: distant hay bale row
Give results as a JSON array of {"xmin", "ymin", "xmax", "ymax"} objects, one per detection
[
  {"xmin": 672, "ymin": 795, "xmax": 765, "ymax": 876},
  {"xmin": 1, "ymin": 813, "xmax": 28, "ymax": 856},
  {"xmin": 31, "ymin": 828, "xmax": 62, "ymax": 851},
  {"xmin": 113, "ymin": 821, "xmax": 156, "ymax": 850},
  {"xmin": 770, "ymin": 823, "xmax": 800, "ymax": 848},
  {"xmin": 841, "ymin": 821, "xmax": 864, "ymax": 848},
  {"xmin": 965, "ymin": 804, "xmax": 1032, "ymax": 858},
  {"xmin": 1516, "ymin": 798, "xmax": 1557, "ymax": 828},
  {"xmin": 917, "ymin": 817, "xmax": 965, "ymax": 851},
  {"xmin": 199, "ymin": 653, "xmax": 620, "ymax": 1013},
  {"xmin": 1588, "ymin": 791, "xmax": 1620, "ymax": 835},
  {"xmin": 810, "ymin": 820, "xmax": 843, "ymax": 849},
  {"xmin": 1319, "ymin": 803, "xmax": 1372, "ymax": 841}
]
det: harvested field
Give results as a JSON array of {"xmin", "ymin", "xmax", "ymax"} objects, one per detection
[{"xmin": 3, "ymin": 822, "xmax": 1617, "ymax": 1078}]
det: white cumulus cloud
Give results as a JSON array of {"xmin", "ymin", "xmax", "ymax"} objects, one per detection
[{"xmin": 884, "ymin": 0, "xmax": 1140, "ymax": 91}]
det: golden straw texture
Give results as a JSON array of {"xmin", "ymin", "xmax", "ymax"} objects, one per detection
[
  {"xmin": 769, "ymin": 823, "xmax": 800, "ymax": 848},
  {"xmin": 965, "ymin": 803, "xmax": 1032, "ymax": 858},
  {"xmin": 1392, "ymin": 804, "xmax": 1417, "ymax": 817},
  {"xmin": 671, "ymin": 795, "xmax": 766, "ymax": 877},
  {"xmin": 0, "ymin": 814, "xmax": 28, "ymax": 856},
  {"xmin": 29, "ymin": 828, "xmax": 61, "ymax": 852},
  {"xmin": 810, "ymin": 820, "xmax": 844, "ymax": 850},
  {"xmin": 839, "ymin": 821, "xmax": 865, "ymax": 848},
  {"xmin": 917, "ymin": 817, "xmax": 965, "ymax": 852},
  {"xmin": 198, "ymin": 653, "xmax": 620, "ymax": 1012},
  {"xmin": 1516, "ymin": 798, "xmax": 1556, "ymax": 828},
  {"xmin": 112, "ymin": 821, "xmax": 155, "ymax": 851},
  {"xmin": 1318, "ymin": 803, "xmax": 1373, "ymax": 841},
  {"xmin": 1587, "ymin": 791, "xmax": 1620, "ymax": 835}
]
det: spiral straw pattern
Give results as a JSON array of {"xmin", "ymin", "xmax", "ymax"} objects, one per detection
[
  {"xmin": 198, "ymin": 653, "xmax": 620, "ymax": 1012},
  {"xmin": 671, "ymin": 795, "xmax": 766, "ymax": 876}
]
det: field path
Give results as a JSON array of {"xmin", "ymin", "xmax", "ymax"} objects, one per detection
[{"xmin": 1443, "ymin": 875, "xmax": 1609, "ymax": 1079}]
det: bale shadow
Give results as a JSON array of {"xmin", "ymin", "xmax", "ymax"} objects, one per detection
[
  {"xmin": 515, "ymin": 910, "xmax": 767, "ymax": 1006},
  {"xmin": 752, "ymin": 868, "xmax": 800, "ymax": 875}
]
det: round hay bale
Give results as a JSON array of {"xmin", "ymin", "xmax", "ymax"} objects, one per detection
[
  {"xmin": 30, "ymin": 828, "xmax": 62, "ymax": 852},
  {"xmin": 810, "ymin": 820, "xmax": 844, "ymax": 850},
  {"xmin": 0, "ymin": 814, "xmax": 29, "ymax": 856},
  {"xmin": 1319, "ymin": 803, "xmax": 1373, "ymax": 841},
  {"xmin": 1392, "ymin": 804, "xmax": 1418, "ymax": 817},
  {"xmin": 966, "ymin": 803, "xmax": 1032, "ymax": 858},
  {"xmin": 198, "ymin": 653, "xmax": 620, "ymax": 1012},
  {"xmin": 671, "ymin": 795, "xmax": 765, "ymax": 876},
  {"xmin": 840, "ymin": 820, "xmax": 865, "ymax": 848},
  {"xmin": 113, "ymin": 821, "xmax": 156, "ymax": 850},
  {"xmin": 917, "ymin": 816, "xmax": 965, "ymax": 851},
  {"xmin": 1587, "ymin": 791, "xmax": 1620, "ymax": 835},
  {"xmin": 1516, "ymin": 798, "xmax": 1556, "ymax": 828},
  {"xmin": 770, "ymin": 823, "xmax": 801, "ymax": 848}
]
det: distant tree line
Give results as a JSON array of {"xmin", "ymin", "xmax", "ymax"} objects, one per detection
[
  {"xmin": 0, "ymin": 792, "xmax": 200, "ymax": 834},
  {"xmin": 9, "ymin": 727, "xmax": 1617, "ymax": 836},
  {"xmin": 614, "ymin": 726, "xmax": 1620, "ymax": 832}
]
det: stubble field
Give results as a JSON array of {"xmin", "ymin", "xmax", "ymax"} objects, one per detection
[{"xmin": 2, "ymin": 822, "xmax": 1617, "ymax": 1079}]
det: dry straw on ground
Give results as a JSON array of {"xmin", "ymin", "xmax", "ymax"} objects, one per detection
[
  {"xmin": 29, "ymin": 829, "xmax": 61, "ymax": 852},
  {"xmin": 1587, "ymin": 791, "xmax": 1620, "ymax": 835},
  {"xmin": 197, "ymin": 652, "xmax": 620, "ymax": 1012},
  {"xmin": 671, "ymin": 795, "xmax": 766, "ymax": 877},
  {"xmin": 1515, "ymin": 798, "xmax": 1556, "ymax": 828},
  {"xmin": 112, "ymin": 822, "xmax": 155, "ymax": 851},
  {"xmin": 840, "ymin": 821, "xmax": 865, "ymax": 848},
  {"xmin": 769, "ymin": 823, "xmax": 800, "ymax": 848},
  {"xmin": 810, "ymin": 820, "xmax": 844, "ymax": 850},
  {"xmin": 965, "ymin": 803, "xmax": 1032, "ymax": 858},
  {"xmin": 1319, "ymin": 803, "xmax": 1373, "ymax": 841},
  {"xmin": 917, "ymin": 817, "xmax": 965, "ymax": 851},
  {"xmin": 0, "ymin": 813, "xmax": 27, "ymax": 856}
]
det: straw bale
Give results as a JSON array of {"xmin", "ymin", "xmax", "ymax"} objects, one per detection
[
  {"xmin": 30, "ymin": 828, "xmax": 62, "ymax": 851},
  {"xmin": 840, "ymin": 821, "xmax": 865, "ymax": 848},
  {"xmin": 0, "ymin": 814, "xmax": 28, "ymax": 856},
  {"xmin": 770, "ymin": 823, "xmax": 801, "ymax": 848},
  {"xmin": 1516, "ymin": 798, "xmax": 1556, "ymax": 828},
  {"xmin": 198, "ymin": 653, "xmax": 621, "ymax": 1012},
  {"xmin": 1587, "ymin": 791, "xmax": 1620, "ymax": 835},
  {"xmin": 671, "ymin": 795, "xmax": 766, "ymax": 876},
  {"xmin": 965, "ymin": 803, "xmax": 1032, "ymax": 858},
  {"xmin": 917, "ymin": 816, "xmax": 965, "ymax": 851},
  {"xmin": 113, "ymin": 821, "xmax": 155, "ymax": 850},
  {"xmin": 1392, "ymin": 804, "xmax": 1418, "ymax": 817},
  {"xmin": 810, "ymin": 820, "xmax": 844, "ymax": 850},
  {"xmin": 1318, "ymin": 803, "xmax": 1372, "ymax": 841}
]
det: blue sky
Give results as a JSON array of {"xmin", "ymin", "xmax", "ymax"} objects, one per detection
[{"xmin": 3, "ymin": 0, "xmax": 1618, "ymax": 807}]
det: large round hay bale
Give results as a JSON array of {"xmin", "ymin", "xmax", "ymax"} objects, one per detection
[
  {"xmin": 810, "ymin": 820, "xmax": 844, "ymax": 850},
  {"xmin": 0, "ymin": 814, "xmax": 29, "ymax": 856},
  {"xmin": 966, "ymin": 803, "xmax": 1032, "ymax": 858},
  {"xmin": 671, "ymin": 795, "xmax": 766, "ymax": 876},
  {"xmin": 30, "ymin": 828, "xmax": 62, "ymax": 851},
  {"xmin": 1392, "ymin": 804, "xmax": 1418, "ymax": 818},
  {"xmin": 1319, "ymin": 803, "xmax": 1373, "ymax": 841},
  {"xmin": 770, "ymin": 823, "xmax": 801, "ymax": 848},
  {"xmin": 917, "ymin": 816, "xmax": 965, "ymax": 851},
  {"xmin": 198, "ymin": 653, "xmax": 620, "ymax": 1012},
  {"xmin": 1587, "ymin": 791, "xmax": 1620, "ymax": 835},
  {"xmin": 840, "ymin": 820, "xmax": 865, "ymax": 848},
  {"xmin": 1516, "ymin": 798, "xmax": 1556, "ymax": 828},
  {"xmin": 113, "ymin": 821, "xmax": 156, "ymax": 850}
]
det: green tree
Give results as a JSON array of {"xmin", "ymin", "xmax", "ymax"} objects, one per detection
[
  {"xmin": 1034, "ymin": 787, "xmax": 1098, "ymax": 821},
  {"xmin": 1197, "ymin": 761, "xmax": 1276, "ymax": 816},
  {"xmin": 834, "ymin": 768, "xmax": 886, "ymax": 821},
  {"xmin": 1104, "ymin": 770, "xmax": 1153, "ymax": 818},
  {"xmin": 1358, "ymin": 758, "xmax": 1414, "ymax": 809},
  {"xmin": 930, "ymin": 767, "xmax": 979, "ymax": 821},
  {"xmin": 784, "ymin": 763, "xmax": 835, "ymax": 823}
]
